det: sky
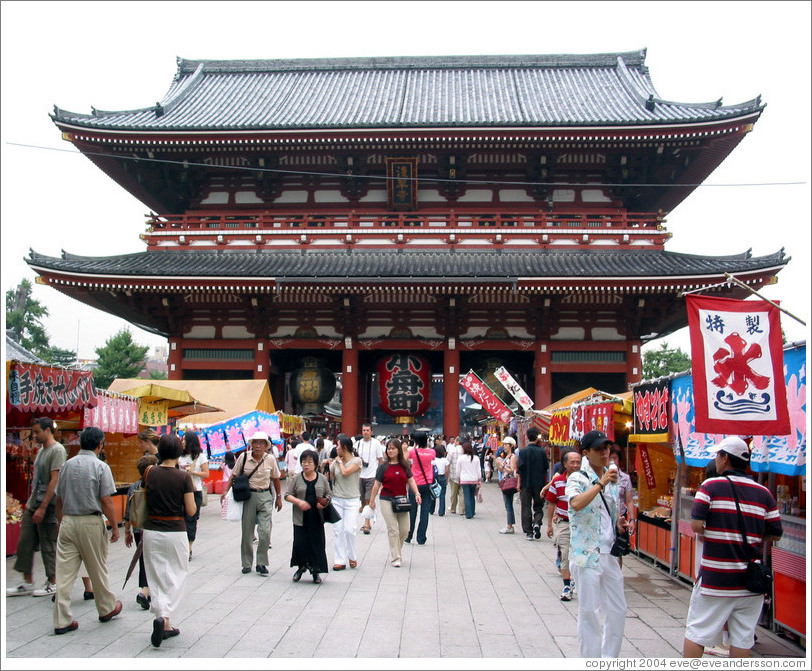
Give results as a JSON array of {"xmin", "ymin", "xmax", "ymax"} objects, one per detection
[{"xmin": 1, "ymin": 0, "xmax": 810, "ymax": 363}]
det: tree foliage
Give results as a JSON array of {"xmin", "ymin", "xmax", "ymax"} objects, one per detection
[
  {"xmin": 93, "ymin": 329, "xmax": 149, "ymax": 389},
  {"xmin": 642, "ymin": 342, "xmax": 692, "ymax": 380},
  {"xmin": 148, "ymin": 368, "xmax": 168, "ymax": 380},
  {"xmin": 5, "ymin": 279, "xmax": 50, "ymax": 357},
  {"xmin": 42, "ymin": 346, "xmax": 78, "ymax": 368}
]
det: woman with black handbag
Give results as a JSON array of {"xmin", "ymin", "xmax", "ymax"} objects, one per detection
[
  {"xmin": 284, "ymin": 450, "xmax": 331, "ymax": 584},
  {"xmin": 327, "ymin": 434, "xmax": 363, "ymax": 571},
  {"xmin": 368, "ymin": 439, "xmax": 422, "ymax": 568},
  {"xmin": 495, "ymin": 437, "xmax": 518, "ymax": 534}
]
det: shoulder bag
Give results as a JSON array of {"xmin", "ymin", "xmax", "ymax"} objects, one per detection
[
  {"xmin": 128, "ymin": 466, "xmax": 152, "ymax": 529},
  {"xmin": 232, "ymin": 453, "xmax": 264, "ymax": 502},
  {"xmin": 597, "ymin": 486, "xmax": 630, "ymax": 557},
  {"xmin": 724, "ymin": 476, "xmax": 772, "ymax": 595},
  {"xmin": 414, "ymin": 449, "xmax": 441, "ymax": 500},
  {"xmin": 390, "ymin": 494, "xmax": 412, "ymax": 513},
  {"xmin": 498, "ymin": 457, "xmax": 518, "ymax": 495}
]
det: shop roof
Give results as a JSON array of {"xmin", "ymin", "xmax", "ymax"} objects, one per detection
[{"xmin": 51, "ymin": 51, "xmax": 764, "ymax": 132}]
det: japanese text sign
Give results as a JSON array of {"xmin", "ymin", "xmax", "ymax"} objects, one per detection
[
  {"xmin": 11, "ymin": 363, "xmax": 97, "ymax": 413},
  {"xmin": 460, "ymin": 370, "xmax": 513, "ymax": 424},
  {"xmin": 633, "ymin": 382, "xmax": 670, "ymax": 437},
  {"xmin": 686, "ymin": 295, "xmax": 789, "ymax": 435},
  {"xmin": 494, "ymin": 366, "xmax": 533, "ymax": 411}
]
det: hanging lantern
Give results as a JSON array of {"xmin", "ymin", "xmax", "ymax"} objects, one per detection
[
  {"xmin": 377, "ymin": 353, "xmax": 431, "ymax": 424},
  {"xmin": 289, "ymin": 357, "xmax": 337, "ymax": 416}
]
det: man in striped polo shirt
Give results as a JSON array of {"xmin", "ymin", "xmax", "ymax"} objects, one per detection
[
  {"xmin": 683, "ymin": 436, "xmax": 783, "ymax": 658},
  {"xmin": 546, "ymin": 448, "xmax": 582, "ymax": 601}
]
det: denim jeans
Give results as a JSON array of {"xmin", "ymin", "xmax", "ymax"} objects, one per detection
[
  {"xmin": 502, "ymin": 490, "xmax": 516, "ymax": 526},
  {"xmin": 406, "ymin": 483, "xmax": 432, "ymax": 544},
  {"xmin": 429, "ymin": 475, "xmax": 447, "ymax": 516},
  {"xmin": 462, "ymin": 483, "xmax": 477, "ymax": 518}
]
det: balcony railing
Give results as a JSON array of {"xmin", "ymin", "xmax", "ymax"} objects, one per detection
[{"xmin": 147, "ymin": 209, "xmax": 664, "ymax": 232}]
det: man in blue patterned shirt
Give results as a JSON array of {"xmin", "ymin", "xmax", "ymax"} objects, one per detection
[{"xmin": 566, "ymin": 430, "xmax": 628, "ymax": 658}]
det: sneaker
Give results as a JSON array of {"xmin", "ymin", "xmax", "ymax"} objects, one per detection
[
  {"xmin": 32, "ymin": 582, "xmax": 56, "ymax": 597},
  {"xmin": 560, "ymin": 585, "xmax": 572, "ymax": 601},
  {"xmin": 533, "ymin": 524, "xmax": 541, "ymax": 539},
  {"xmin": 525, "ymin": 533, "xmax": 535, "ymax": 541},
  {"xmin": 498, "ymin": 527, "xmax": 515, "ymax": 534},
  {"xmin": 6, "ymin": 582, "xmax": 35, "ymax": 597},
  {"xmin": 391, "ymin": 559, "xmax": 402, "ymax": 567}
]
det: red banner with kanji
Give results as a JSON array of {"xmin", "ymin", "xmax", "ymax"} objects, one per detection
[
  {"xmin": 9, "ymin": 363, "xmax": 97, "ymax": 413},
  {"xmin": 460, "ymin": 370, "xmax": 513, "ymax": 424},
  {"xmin": 686, "ymin": 295, "xmax": 790, "ymax": 435}
]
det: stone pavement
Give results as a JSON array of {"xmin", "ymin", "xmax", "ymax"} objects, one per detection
[{"xmin": 4, "ymin": 480, "xmax": 806, "ymax": 663}]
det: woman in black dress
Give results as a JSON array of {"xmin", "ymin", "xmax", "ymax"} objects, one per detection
[{"xmin": 283, "ymin": 449, "xmax": 331, "ymax": 583}]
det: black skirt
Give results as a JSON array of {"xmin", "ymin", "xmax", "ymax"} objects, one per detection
[{"xmin": 290, "ymin": 477, "xmax": 328, "ymax": 573}]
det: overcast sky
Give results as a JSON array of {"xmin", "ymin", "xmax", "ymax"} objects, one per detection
[{"xmin": 2, "ymin": 1, "xmax": 810, "ymax": 363}]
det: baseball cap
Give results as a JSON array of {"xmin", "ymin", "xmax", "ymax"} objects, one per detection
[
  {"xmin": 249, "ymin": 431, "xmax": 271, "ymax": 444},
  {"xmin": 581, "ymin": 430, "xmax": 610, "ymax": 451},
  {"xmin": 502, "ymin": 437, "xmax": 516, "ymax": 446},
  {"xmin": 708, "ymin": 436, "xmax": 750, "ymax": 461}
]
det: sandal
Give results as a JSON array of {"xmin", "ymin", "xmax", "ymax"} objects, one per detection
[{"xmin": 349, "ymin": 560, "xmax": 358, "ymax": 568}]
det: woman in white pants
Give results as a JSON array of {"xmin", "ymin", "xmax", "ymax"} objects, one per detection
[
  {"xmin": 327, "ymin": 434, "xmax": 363, "ymax": 570},
  {"xmin": 142, "ymin": 434, "xmax": 197, "ymax": 648}
]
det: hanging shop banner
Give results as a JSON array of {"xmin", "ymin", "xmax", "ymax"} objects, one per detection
[
  {"xmin": 549, "ymin": 410, "xmax": 578, "ymax": 446},
  {"xmin": 200, "ymin": 411, "xmax": 283, "ymax": 457},
  {"xmin": 638, "ymin": 445, "xmax": 657, "ymax": 489},
  {"xmin": 460, "ymin": 370, "xmax": 513, "ymax": 424},
  {"xmin": 686, "ymin": 295, "xmax": 790, "ymax": 435},
  {"xmin": 11, "ymin": 363, "xmax": 97, "ymax": 413},
  {"xmin": 278, "ymin": 412, "xmax": 306, "ymax": 436},
  {"xmin": 670, "ymin": 343, "xmax": 806, "ymax": 474},
  {"xmin": 139, "ymin": 400, "xmax": 169, "ymax": 427},
  {"xmin": 632, "ymin": 381, "xmax": 670, "ymax": 442},
  {"xmin": 83, "ymin": 391, "xmax": 139, "ymax": 434},
  {"xmin": 585, "ymin": 402, "xmax": 615, "ymax": 440},
  {"xmin": 494, "ymin": 366, "xmax": 534, "ymax": 411},
  {"xmin": 569, "ymin": 402, "xmax": 586, "ymax": 442}
]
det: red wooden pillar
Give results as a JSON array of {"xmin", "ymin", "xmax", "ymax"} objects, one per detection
[
  {"xmin": 167, "ymin": 337, "xmax": 182, "ymax": 380},
  {"xmin": 627, "ymin": 340, "xmax": 643, "ymax": 388},
  {"xmin": 443, "ymin": 343, "xmax": 460, "ymax": 437},
  {"xmin": 341, "ymin": 342, "xmax": 359, "ymax": 437},
  {"xmin": 254, "ymin": 339, "xmax": 270, "ymax": 380},
  {"xmin": 534, "ymin": 342, "xmax": 551, "ymax": 408}
]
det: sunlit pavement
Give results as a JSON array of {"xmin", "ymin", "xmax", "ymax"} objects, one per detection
[{"xmin": 4, "ymin": 481, "xmax": 805, "ymax": 661}]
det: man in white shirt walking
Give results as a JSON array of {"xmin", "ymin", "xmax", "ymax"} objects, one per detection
[{"xmin": 355, "ymin": 424, "xmax": 384, "ymax": 534}]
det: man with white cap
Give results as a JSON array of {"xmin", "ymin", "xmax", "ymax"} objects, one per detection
[
  {"xmin": 683, "ymin": 436, "xmax": 782, "ymax": 659},
  {"xmin": 220, "ymin": 431, "xmax": 282, "ymax": 576}
]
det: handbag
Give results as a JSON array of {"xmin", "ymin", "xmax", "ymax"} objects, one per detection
[
  {"xmin": 725, "ymin": 477, "xmax": 773, "ymax": 595},
  {"xmin": 128, "ymin": 466, "xmax": 152, "ymax": 529},
  {"xmin": 232, "ymin": 453, "xmax": 263, "ymax": 502},
  {"xmin": 390, "ymin": 495, "xmax": 412, "ymax": 513},
  {"xmin": 413, "ymin": 448, "xmax": 440, "ymax": 500},
  {"xmin": 200, "ymin": 484, "xmax": 208, "ymax": 507},
  {"xmin": 498, "ymin": 476, "xmax": 518, "ymax": 496},
  {"xmin": 322, "ymin": 501, "xmax": 342, "ymax": 524},
  {"xmin": 598, "ymin": 487, "xmax": 631, "ymax": 557}
]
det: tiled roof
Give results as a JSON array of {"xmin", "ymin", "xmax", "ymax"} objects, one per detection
[
  {"xmin": 5, "ymin": 333, "xmax": 45, "ymax": 363},
  {"xmin": 51, "ymin": 51, "xmax": 763, "ymax": 132},
  {"xmin": 27, "ymin": 248, "xmax": 788, "ymax": 282}
]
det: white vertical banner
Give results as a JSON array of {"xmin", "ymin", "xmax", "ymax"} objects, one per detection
[{"xmin": 494, "ymin": 366, "xmax": 534, "ymax": 411}]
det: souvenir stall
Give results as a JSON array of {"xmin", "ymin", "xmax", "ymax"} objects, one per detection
[
  {"xmin": 669, "ymin": 341, "xmax": 806, "ymax": 638},
  {"xmin": 6, "ymin": 360, "xmax": 99, "ymax": 555}
]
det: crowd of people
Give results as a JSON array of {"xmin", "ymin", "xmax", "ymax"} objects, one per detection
[{"xmin": 7, "ymin": 418, "xmax": 783, "ymax": 659}]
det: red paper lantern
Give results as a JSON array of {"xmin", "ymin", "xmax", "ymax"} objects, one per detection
[{"xmin": 376, "ymin": 353, "xmax": 431, "ymax": 423}]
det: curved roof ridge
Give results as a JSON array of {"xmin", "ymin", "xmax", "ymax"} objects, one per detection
[
  {"xmin": 176, "ymin": 50, "xmax": 649, "ymax": 74},
  {"xmin": 159, "ymin": 61, "xmax": 205, "ymax": 113}
]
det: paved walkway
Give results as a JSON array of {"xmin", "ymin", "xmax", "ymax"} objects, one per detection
[{"xmin": 4, "ymin": 481, "xmax": 806, "ymax": 663}]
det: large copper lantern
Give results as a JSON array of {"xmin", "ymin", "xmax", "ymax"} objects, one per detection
[
  {"xmin": 376, "ymin": 353, "xmax": 431, "ymax": 424},
  {"xmin": 289, "ymin": 357, "xmax": 336, "ymax": 416}
]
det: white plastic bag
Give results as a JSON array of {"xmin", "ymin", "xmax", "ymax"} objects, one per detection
[{"xmin": 222, "ymin": 489, "xmax": 243, "ymax": 522}]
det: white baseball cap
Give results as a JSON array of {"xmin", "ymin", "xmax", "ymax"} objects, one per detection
[
  {"xmin": 250, "ymin": 431, "xmax": 271, "ymax": 445},
  {"xmin": 708, "ymin": 436, "xmax": 750, "ymax": 461}
]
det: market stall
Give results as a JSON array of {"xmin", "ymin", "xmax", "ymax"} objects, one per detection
[{"xmin": 631, "ymin": 341, "xmax": 806, "ymax": 638}]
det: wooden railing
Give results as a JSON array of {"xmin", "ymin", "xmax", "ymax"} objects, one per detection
[{"xmin": 147, "ymin": 209, "xmax": 664, "ymax": 232}]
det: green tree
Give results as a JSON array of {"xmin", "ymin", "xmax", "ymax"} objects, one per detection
[
  {"xmin": 148, "ymin": 369, "xmax": 168, "ymax": 380},
  {"xmin": 5, "ymin": 279, "xmax": 50, "ymax": 357},
  {"xmin": 93, "ymin": 329, "xmax": 149, "ymax": 389},
  {"xmin": 42, "ymin": 345, "xmax": 78, "ymax": 368},
  {"xmin": 642, "ymin": 342, "xmax": 692, "ymax": 379}
]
